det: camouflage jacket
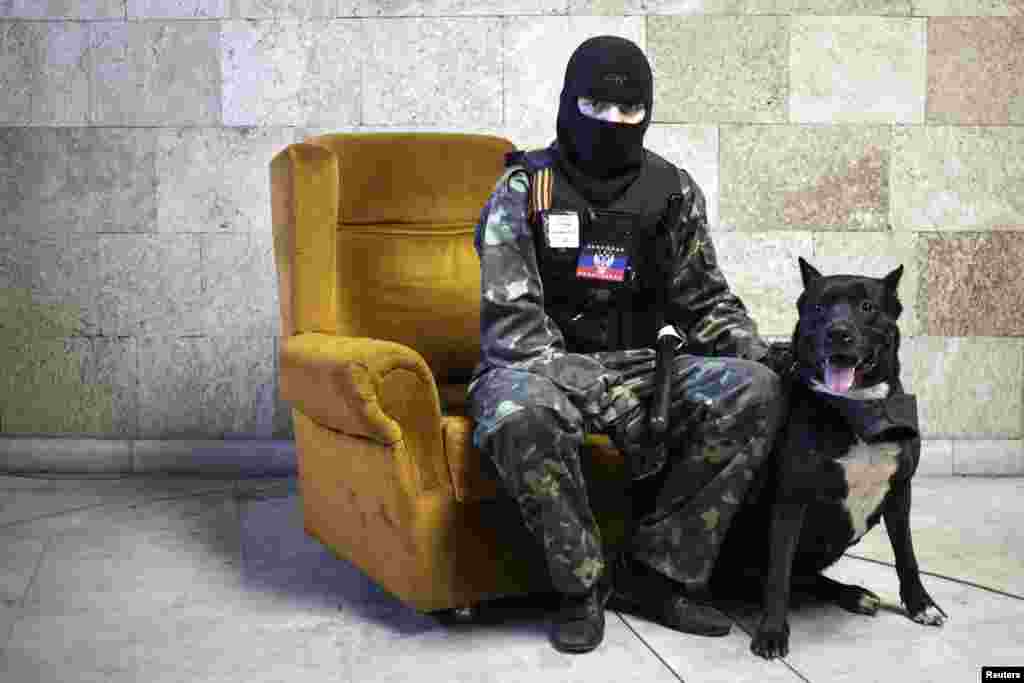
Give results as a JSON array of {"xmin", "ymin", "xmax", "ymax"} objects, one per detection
[{"xmin": 470, "ymin": 146, "xmax": 769, "ymax": 428}]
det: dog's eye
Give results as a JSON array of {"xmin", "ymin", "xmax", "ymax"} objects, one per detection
[{"xmin": 861, "ymin": 300, "xmax": 876, "ymax": 314}]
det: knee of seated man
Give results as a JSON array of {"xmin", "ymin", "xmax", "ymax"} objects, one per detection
[
  {"xmin": 744, "ymin": 359, "xmax": 783, "ymax": 404},
  {"xmin": 496, "ymin": 403, "xmax": 558, "ymax": 439},
  {"xmin": 742, "ymin": 360, "xmax": 786, "ymax": 430},
  {"xmin": 488, "ymin": 403, "xmax": 582, "ymax": 461},
  {"xmin": 716, "ymin": 358, "xmax": 781, "ymax": 397},
  {"xmin": 483, "ymin": 403, "xmax": 587, "ymax": 495},
  {"xmin": 707, "ymin": 359, "xmax": 784, "ymax": 427}
]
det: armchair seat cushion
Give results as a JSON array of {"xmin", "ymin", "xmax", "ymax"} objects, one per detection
[{"xmin": 438, "ymin": 383, "xmax": 471, "ymax": 416}]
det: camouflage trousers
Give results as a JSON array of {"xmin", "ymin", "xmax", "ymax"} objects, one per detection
[{"xmin": 468, "ymin": 353, "xmax": 785, "ymax": 596}]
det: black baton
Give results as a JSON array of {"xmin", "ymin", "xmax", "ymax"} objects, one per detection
[{"xmin": 649, "ymin": 193, "xmax": 686, "ymax": 439}]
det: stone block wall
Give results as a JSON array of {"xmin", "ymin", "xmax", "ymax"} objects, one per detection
[{"xmin": 0, "ymin": 1, "xmax": 1021, "ymax": 474}]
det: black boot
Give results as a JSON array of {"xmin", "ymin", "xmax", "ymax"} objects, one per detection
[
  {"xmin": 550, "ymin": 580, "xmax": 611, "ymax": 654},
  {"xmin": 609, "ymin": 554, "xmax": 732, "ymax": 637}
]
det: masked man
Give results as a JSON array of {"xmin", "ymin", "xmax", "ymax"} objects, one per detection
[{"xmin": 468, "ymin": 36, "xmax": 787, "ymax": 654}]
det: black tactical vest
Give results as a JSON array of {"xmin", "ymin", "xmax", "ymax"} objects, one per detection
[{"xmin": 506, "ymin": 147, "xmax": 683, "ymax": 353}]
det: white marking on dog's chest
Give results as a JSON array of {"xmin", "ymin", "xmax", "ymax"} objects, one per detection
[{"xmin": 837, "ymin": 440, "xmax": 901, "ymax": 540}]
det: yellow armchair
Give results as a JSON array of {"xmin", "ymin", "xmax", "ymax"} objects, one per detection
[{"xmin": 269, "ymin": 133, "xmax": 628, "ymax": 614}]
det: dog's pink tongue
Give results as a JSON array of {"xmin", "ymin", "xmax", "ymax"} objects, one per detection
[{"xmin": 825, "ymin": 361, "xmax": 856, "ymax": 393}]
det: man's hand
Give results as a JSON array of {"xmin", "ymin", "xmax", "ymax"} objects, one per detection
[
  {"xmin": 536, "ymin": 352, "xmax": 644, "ymax": 430},
  {"xmin": 583, "ymin": 349, "xmax": 657, "ymax": 432},
  {"xmin": 585, "ymin": 383, "xmax": 643, "ymax": 433},
  {"xmin": 591, "ymin": 348, "xmax": 656, "ymax": 379},
  {"xmin": 608, "ymin": 407, "xmax": 667, "ymax": 481}
]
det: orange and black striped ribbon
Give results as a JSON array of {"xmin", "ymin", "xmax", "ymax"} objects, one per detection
[{"xmin": 528, "ymin": 167, "xmax": 553, "ymax": 222}]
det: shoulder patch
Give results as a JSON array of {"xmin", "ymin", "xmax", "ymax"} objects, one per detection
[{"xmin": 506, "ymin": 168, "xmax": 530, "ymax": 194}]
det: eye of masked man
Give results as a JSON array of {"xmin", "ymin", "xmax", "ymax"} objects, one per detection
[{"xmin": 577, "ymin": 98, "xmax": 647, "ymax": 125}]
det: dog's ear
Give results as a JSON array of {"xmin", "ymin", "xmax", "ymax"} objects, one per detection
[
  {"xmin": 882, "ymin": 265, "xmax": 905, "ymax": 319},
  {"xmin": 883, "ymin": 264, "xmax": 904, "ymax": 293},
  {"xmin": 798, "ymin": 257, "xmax": 823, "ymax": 289}
]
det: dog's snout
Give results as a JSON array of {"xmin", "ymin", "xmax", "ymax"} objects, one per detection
[{"xmin": 826, "ymin": 324, "xmax": 856, "ymax": 346}]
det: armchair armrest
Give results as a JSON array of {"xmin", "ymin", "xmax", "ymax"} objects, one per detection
[{"xmin": 279, "ymin": 332, "xmax": 448, "ymax": 493}]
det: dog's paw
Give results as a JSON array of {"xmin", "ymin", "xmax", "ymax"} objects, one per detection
[
  {"xmin": 751, "ymin": 619, "xmax": 791, "ymax": 660},
  {"xmin": 910, "ymin": 604, "xmax": 947, "ymax": 627},
  {"xmin": 902, "ymin": 584, "xmax": 948, "ymax": 627},
  {"xmin": 837, "ymin": 584, "xmax": 881, "ymax": 616}
]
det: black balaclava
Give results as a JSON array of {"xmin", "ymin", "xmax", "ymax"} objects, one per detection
[{"xmin": 555, "ymin": 36, "xmax": 653, "ymax": 206}]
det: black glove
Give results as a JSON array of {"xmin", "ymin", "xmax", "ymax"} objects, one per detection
[
  {"xmin": 581, "ymin": 349, "xmax": 657, "ymax": 433},
  {"xmin": 536, "ymin": 353, "xmax": 637, "ymax": 431},
  {"xmin": 591, "ymin": 348, "xmax": 657, "ymax": 382}
]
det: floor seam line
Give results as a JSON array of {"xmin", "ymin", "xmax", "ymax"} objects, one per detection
[
  {"xmin": 721, "ymin": 607, "xmax": 814, "ymax": 683},
  {"xmin": 2, "ymin": 532, "xmax": 55, "ymax": 652},
  {"xmin": 20, "ymin": 533, "xmax": 53, "ymax": 609},
  {"xmin": 613, "ymin": 610, "xmax": 686, "ymax": 683},
  {"xmin": 845, "ymin": 553, "xmax": 1024, "ymax": 601}
]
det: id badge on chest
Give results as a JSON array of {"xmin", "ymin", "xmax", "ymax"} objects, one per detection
[{"xmin": 542, "ymin": 211, "xmax": 580, "ymax": 249}]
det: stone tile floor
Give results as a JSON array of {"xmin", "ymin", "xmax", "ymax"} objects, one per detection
[{"xmin": 0, "ymin": 474, "xmax": 1020, "ymax": 683}]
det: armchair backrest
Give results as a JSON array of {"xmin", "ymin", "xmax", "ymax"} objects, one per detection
[{"xmin": 298, "ymin": 133, "xmax": 513, "ymax": 383}]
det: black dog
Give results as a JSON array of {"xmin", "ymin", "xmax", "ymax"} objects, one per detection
[{"xmin": 711, "ymin": 257, "xmax": 947, "ymax": 659}]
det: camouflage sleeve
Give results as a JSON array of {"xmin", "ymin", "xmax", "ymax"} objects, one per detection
[
  {"xmin": 475, "ymin": 167, "xmax": 637, "ymax": 424},
  {"xmin": 666, "ymin": 174, "xmax": 770, "ymax": 362}
]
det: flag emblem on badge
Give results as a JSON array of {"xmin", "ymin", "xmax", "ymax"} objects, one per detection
[{"xmin": 577, "ymin": 246, "xmax": 628, "ymax": 282}]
